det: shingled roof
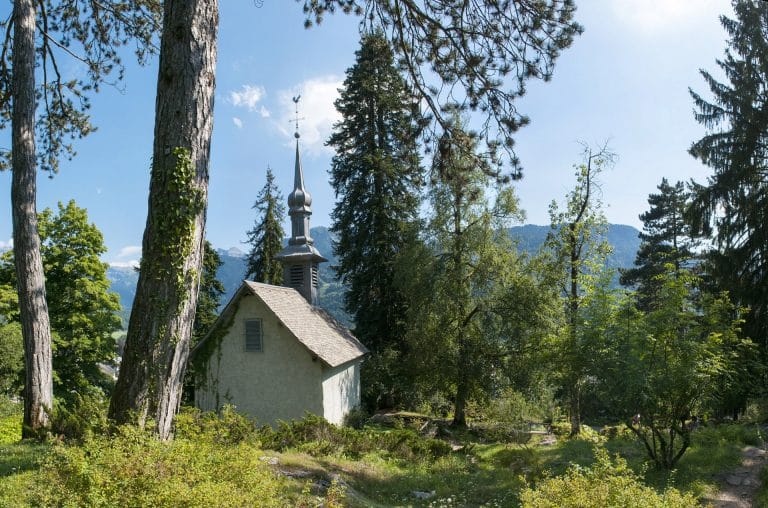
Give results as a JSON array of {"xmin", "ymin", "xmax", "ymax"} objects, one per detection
[{"xmin": 194, "ymin": 281, "xmax": 367, "ymax": 368}]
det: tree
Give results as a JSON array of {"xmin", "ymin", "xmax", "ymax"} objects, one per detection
[
  {"xmin": 112, "ymin": 0, "xmax": 580, "ymax": 437},
  {"xmin": 621, "ymin": 178, "xmax": 698, "ymax": 310},
  {"xmin": 403, "ymin": 125, "xmax": 556, "ymax": 426},
  {"xmin": 0, "ymin": 285, "xmax": 23, "ymax": 396},
  {"xmin": 302, "ymin": 0, "xmax": 582, "ymax": 179},
  {"xmin": 108, "ymin": 0, "xmax": 218, "ymax": 439},
  {"xmin": 546, "ymin": 147, "xmax": 613, "ymax": 436},
  {"xmin": 0, "ymin": 201, "xmax": 122, "ymax": 404},
  {"xmin": 688, "ymin": 0, "xmax": 768, "ymax": 351},
  {"xmin": 183, "ymin": 240, "xmax": 225, "ymax": 405},
  {"xmin": 618, "ymin": 268, "xmax": 750, "ymax": 469},
  {"xmin": 245, "ymin": 168, "xmax": 285, "ymax": 285},
  {"xmin": 0, "ymin": 0, "xmax": 159, "ymax": 436},
  {"xmin": 327, "ymin": 32, "xmax": 422, "ymax": 408}
]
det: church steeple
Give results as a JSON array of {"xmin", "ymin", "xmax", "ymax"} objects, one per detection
[{"xmin": 276, "ymin": 96, "xmax": 327, "ymax": 305}]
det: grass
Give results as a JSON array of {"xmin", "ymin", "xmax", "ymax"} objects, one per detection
[{"xmin": 0, "ymin": 405, "xmax": 763, "ymax": 507}]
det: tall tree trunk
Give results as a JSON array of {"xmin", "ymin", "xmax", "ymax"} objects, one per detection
[
  {"xmin": 452, "ymin": 375, "xmax": 469, "ymax": 428},
  {"xmin": 12, "ymin": 0, "xmax": 54, "ymax": 438},
  {"xmin": 108, "ymin": 0, "xmax": 218, "ymax": 440},
  {"xmin": 569, "ymin": 381, "xmax": 581, "ymax": 436}
]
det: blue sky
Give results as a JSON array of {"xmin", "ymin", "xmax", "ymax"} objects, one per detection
[{"xmin": 0, "ymin": 0, "xmax": 733, "ymax": 267}]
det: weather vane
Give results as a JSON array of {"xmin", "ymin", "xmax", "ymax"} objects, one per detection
[{"xmin": 291, "ymin": 95, "xmax": 304, "ymax": 139}]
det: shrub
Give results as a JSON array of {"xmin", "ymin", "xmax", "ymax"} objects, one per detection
[
  {"xmin": 520, "ymin": 447, "xmax": 699, "ymax": 508},
  {"xmin": 174, "ymin": 405, "xmax": 256, "ymax": 444},
  {"xmin": 29, "ymin": 424, "xmax": 297, "ymax": 507},
  {"xmin": 693, "ymin": 423, "xmax": 761, "ymax": 448},
  {"xmin": 0, "ymin": 395, "xmax": 21, "ymax": 444},
  {"xmin": 48, "ymin": 390, "xmax": 109, "ymax": 442},
  {"xmin": 257, "ymin": 413, "xmax": 452, "ymax": 460},
  {"xmin": 343, "ymin": 406, "xmax": 369, "ymax": 429}
]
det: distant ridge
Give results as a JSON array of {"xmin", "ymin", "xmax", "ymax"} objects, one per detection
[{"xmin": 107, "ymin": 224, "xmax": 641, "ymax": 330}]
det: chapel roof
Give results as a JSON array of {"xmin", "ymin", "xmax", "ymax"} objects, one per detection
[{"xmin": 193, "ymin": 281, "xmax": 367, "ymax": 368}]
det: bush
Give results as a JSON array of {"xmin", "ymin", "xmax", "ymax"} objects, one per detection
[
  {"xmin": 693, "ymin": 423, "xmax": 761, "ymax": 448},
  {"xmin": 343, "ymin": 406, "xmax": 369, "ymax": 429},
  {"xmin": 174, "ymin": 405, "xmax": 256, "ymax": 444},
  {"xmin": 520, "ymin": 447, "xmax": 699, "ymax": 508},
  {"xmin": 29, "ymin": 424, "xmax": 299, "ymax": 507},
  {"xmin": 48, "ymin": 390, "xmax": 109, "ymax": 442},
  {"xmin": 257, "ymin": 413, "xmax": 452, "ymax": 461}
]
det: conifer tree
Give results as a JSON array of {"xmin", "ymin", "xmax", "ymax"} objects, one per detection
[
  {"xmin": 246, "ymin": 168, "xmax": 286, "ymax": 285},
  {"xmin": 194, "ymin": 241, "xmax": 225, "ymax": 343},
  {"xmin": 688, "ymin": 1, "xmax": 768, "ymax": 348},
  {"xmin": 621, "ymin": 178, "xmax": 698, "ymax": 310},
  {"xmin": 328, "ymin": 32, "xmax": 422, "ymax": 407},
  {"xmin": 183, "ymin": 240, "xmax": 224, "ymax": 405}
]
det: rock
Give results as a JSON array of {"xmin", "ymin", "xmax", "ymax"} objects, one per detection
[
  {"xmin": 371, "ymin": 413, "xmax": 395, "ymax": 426},
  {"xmin": 279, "ymin": 469, "xmax": 312, "ymax": 479},
  {"xmin": 312, "ymin": 479, "xmax": 332, "ymax": 495},
  {"xmin": 329, "ymin": 473, "xmax": 349, "ymax": 487},
  {"xmin": 412, "ymin": 490, "xmax": 436, "ymax": 500},
  {"xmin": 726, "ymin": 475, "xmax": 743, "ymax": 486},
  {"xmin": 743, "ymin": 447, "xmax": 766, "ymax": 458},
  {"xmin": 259, "ymin": 456, "xmax": 278, "ymax": 465}
]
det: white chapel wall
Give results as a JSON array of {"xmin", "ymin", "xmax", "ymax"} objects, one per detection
[
  {"xmin": 196, "ymin": 293, "xmax": 324, "ymax": 426},
  {"xmin": 321, "ymin": 360, "xmax": 361, "ymax": 425}
]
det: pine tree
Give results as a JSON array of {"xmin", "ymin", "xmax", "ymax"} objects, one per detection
[
  {"xmin": 194, "ymin": 241, "xmax": 226, "ymax": 343},
  {"xmin": 183, "ymin": 240, "xmax": 224, "ymax": 405},
  {"xmin": 246, "ymin": 168, "xmax": 285, "ymax": 285},
  {"xmin": 328, "ymin": 32, "xmax": 422, "ymax": 408},
  {"xmin": 109, "ymin": 0, "xmax": 218, "ymax": 439},
  {"xmin": 620, "ymin": 178, "xmax": 698, "ymax": 310},
  {"xmin": 688, "ymin": 0, "xmax": 768, "ymax": 350}
]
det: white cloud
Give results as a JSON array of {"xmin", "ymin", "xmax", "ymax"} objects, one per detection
[
  {"xmin": 233, "ymin": 117, "xmax": 243, "ymax": 129},
  {"xmin": 259, "ymin": 106, "xmax": 271, "ymax": 118},
  {"xmin": 108, "ymin": 245, "xmax": 141, "ymax": 268},
  {"xmin": 0, "ymin": 239, "xmax": 12, "ymax": 252},
  {"xmin": 276, "ymin": 76, "xmax": 342, "ymax": 154},
  {"xmin": 607, "ymin": 0, "xmax": 730, "ymax": 34},
  {"xmin": 109, "ymin": 260, "xmax": 140, "ymax": 269},
  {"xmin": 229, "ymin": 84, "xmax": 266, "ymax": 112},
  {"xmin": 117, "ymin": 245, "xmax": 142, "ymax": 258}
]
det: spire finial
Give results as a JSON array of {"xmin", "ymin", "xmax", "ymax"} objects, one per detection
[{"xmin": 291, "ymin": 95, "xmax": 304, "ymax": 139}]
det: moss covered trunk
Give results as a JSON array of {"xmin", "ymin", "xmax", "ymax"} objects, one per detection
[
  {"xmin": 11, "ymin": 0, "xmax": 54, "ymax": 437},
  {"xmin": 109, "ymin": 0, "xmax": 218, "ymax": 440}
]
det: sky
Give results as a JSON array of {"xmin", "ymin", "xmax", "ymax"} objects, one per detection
[{"xmin": 0, "ymin": 0, "xmax": 735, "ymax": 267}]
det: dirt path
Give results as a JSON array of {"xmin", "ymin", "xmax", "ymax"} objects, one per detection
[{"xmin": 703, "ymin": 445, "xmax": 766, "ymax": 507}]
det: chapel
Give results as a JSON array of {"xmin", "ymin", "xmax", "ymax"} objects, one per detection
[{"xmin": 193, "ymin": 119, "xmax": 367, "ymax": 426}]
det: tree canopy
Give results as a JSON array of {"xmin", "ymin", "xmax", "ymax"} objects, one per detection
[{"xmin": 301, "ymin": 0, "xmax": 583, "ymax": 179}]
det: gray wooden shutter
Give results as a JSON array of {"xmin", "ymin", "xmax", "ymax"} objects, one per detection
[{"xmin": 245, "ymin": 319, "xmax": 262, "ymax": 352}]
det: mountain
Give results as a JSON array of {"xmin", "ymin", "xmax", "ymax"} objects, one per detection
[
  {"xmin": 107, "ymin": 224, "xmax": 641, "ymax": 330},
  {"xmin": 509, "ymin": 223, "xmax": 641, "ymax": 274}
]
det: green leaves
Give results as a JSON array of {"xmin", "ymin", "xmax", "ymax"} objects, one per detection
[
  {"xmin": 245, "ymin": 168, "xmax": 285, "ymax": 285},
  {"xmin": 0, "ymin": 200, "xmax": 122, "ymax": 403}
]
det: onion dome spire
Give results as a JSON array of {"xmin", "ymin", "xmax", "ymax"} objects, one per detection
[{"xmin": 276, "ymin": 95, "xmax": 327, "ymax": 305}]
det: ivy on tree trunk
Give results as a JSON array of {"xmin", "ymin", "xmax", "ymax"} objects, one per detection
[{"xmin": 109, "ymin": 0, "xmax": 218, "ymax": 440}]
